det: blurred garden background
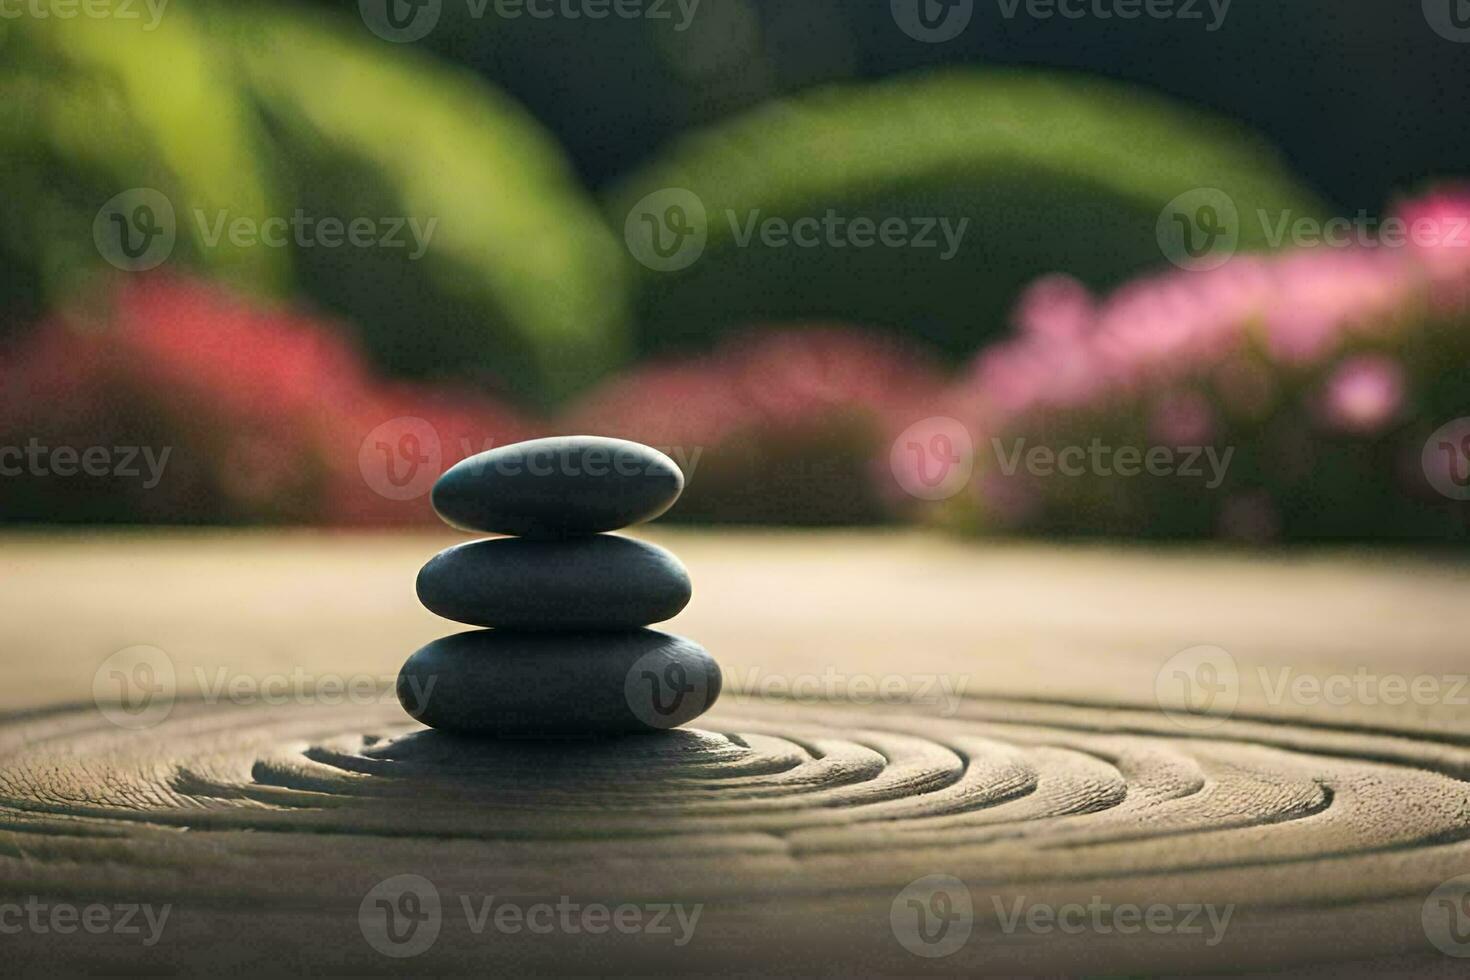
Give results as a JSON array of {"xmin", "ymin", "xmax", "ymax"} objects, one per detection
[{"xmin": 3, "ymin": 0, "xmax": 1469, "ymax": 541}]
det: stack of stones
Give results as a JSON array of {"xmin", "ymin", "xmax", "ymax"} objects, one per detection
[{"xmin": 396, "ymin": 436, "xmax": 722, "ymax": 737}]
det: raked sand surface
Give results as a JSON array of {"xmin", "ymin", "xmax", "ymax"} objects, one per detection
[{"xmin": 3, "ymin": 529, "xmax": 1470, "ymax": 974}]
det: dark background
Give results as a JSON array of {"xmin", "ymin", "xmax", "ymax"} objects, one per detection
[{"xmin": 399, "ymin": 0, "xmax": 1468, "ymax": 209}]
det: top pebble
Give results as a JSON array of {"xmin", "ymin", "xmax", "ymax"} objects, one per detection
[{"xmin": 431, "ymin": 435, "xmax": 684, "ymax": 537}]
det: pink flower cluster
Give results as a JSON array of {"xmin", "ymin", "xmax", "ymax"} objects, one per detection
[
  {"xmin": 0, "ymin": 275, "xmax": 532, "ymax": 524},
  {"xmin": 565, "ymin": 326, "xmax": 949, "ymax": 523},
  {"xmin": 567, "ymin": 326, "xmax": 944, "ymax": 448},
  {"xmin": 948, "ymin": 188, "xmax": 1470, "ymax": 538},
  {"xmin": 3, "ymin": 188, "xmax": 1466, "ymax": 536},
  {"xmin": 0, "ymin": 279, "xmax": 946, "ymax": 526}
]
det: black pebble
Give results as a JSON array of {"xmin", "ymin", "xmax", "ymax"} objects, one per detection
[
  {"xmin": 397, "ymin": 629, "xmax": 722, "ymax": 737},
  {"xmin": 431, "ymin": 435, "xmax": 683, "ymax": 538},
  {"xmin": 415, "ymin": 534, "xmax": 691, "ymax": 630}
]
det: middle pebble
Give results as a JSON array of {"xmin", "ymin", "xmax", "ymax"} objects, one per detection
[{"xmin": 416, "ymin": 534, "xmax": 692, "ymax": 630}]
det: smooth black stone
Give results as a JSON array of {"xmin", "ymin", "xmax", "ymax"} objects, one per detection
[
  {"xmin": 431, "ymin": 436, "xmax": 683, "ymax": 538},
  {"xmin": 396, "ymin": 629, "xmax": 722, "ymax": 737},
  {"xmin": 415, "ymin": 535, "xmax": 691, "ymax": 629}
]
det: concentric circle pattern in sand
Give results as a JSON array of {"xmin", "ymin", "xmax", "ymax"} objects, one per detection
[{"xmin": 4, "ymin": 693, "xmax": 1470, "ymax": 972}]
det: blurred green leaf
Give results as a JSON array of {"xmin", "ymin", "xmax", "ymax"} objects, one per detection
[
  {"xmin": 609, "ymin": 69, "xmax": 1326, "ymax": 359},
  {"xmin": 1, "ymin": 3, "xmax": 630, "ymax": 406},
  {"xmin": 0, "ymin": 5, "xmax": 285, "ymax": 312},
  {"xmin": 223, "ymin": 6, "xmax": 631, "ymax": 404}
]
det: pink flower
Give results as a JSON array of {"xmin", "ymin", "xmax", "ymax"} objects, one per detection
[
  {"xmin": 949, "ymin": 187, "xmax": 1470, "ymax": 539},
  {"xmin": 566, "ymin": 325, "xmax": 950, "ymax": 446},
  {"xmin": 1014, "ymin": 274, "xmax": 1094, "ymax": 339},
  {"xmin": 0, "ymin": 273, "xmax": 533, "ymax": 525},
  {"xmin": 1395, "ymin": 187, "xmax": 1470, "ymax": 280},
  {"xmin": 1317, "ymin": 353, "xmax": 1405, "ymax": 435}
]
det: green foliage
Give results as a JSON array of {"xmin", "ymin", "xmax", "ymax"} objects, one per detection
[
  {"xmin": 224, "ymin": 6, "xmax": 631, "ymax": 403},
  {"xmin": 0, "ymin": 7, "xmax": 284, "ymax": 313},
  {"xmin": 608, "ymin": 70, "xmax": 1326, "ymax": 359},
  {"xmin": 0, "ymin": 2, "xmax": 630, "ymax": 405}
]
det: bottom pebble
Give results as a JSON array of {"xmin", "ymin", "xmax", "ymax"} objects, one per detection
[{"xmin": 396, "ymin": 628, "xmax": 722, "ymax": 737}]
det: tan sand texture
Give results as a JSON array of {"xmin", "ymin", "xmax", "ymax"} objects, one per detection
[{"xmin": 3, "ymin": 530, "xmax": 1470, "ymax": 973}]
